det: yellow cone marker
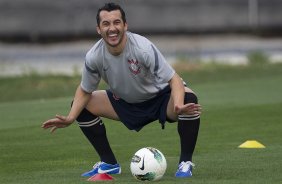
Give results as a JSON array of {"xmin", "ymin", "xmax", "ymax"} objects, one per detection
[{"xmin": 238, "ymin": 140, "xmax": 265, "ymax": 148}]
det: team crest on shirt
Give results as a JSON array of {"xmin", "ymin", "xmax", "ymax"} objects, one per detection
[{"xmin": 128, "ymin": 59, "xmax": 141, "ymax": 75}]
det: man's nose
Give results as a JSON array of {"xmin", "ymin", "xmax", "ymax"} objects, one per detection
[{"xmin": 109, "ymin": 23, "xmax": 116, "ymax": 31}]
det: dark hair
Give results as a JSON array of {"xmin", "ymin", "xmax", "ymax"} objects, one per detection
[{"xmin": 96, "ymin": 3, "xmax": 126, "ymax": 26}]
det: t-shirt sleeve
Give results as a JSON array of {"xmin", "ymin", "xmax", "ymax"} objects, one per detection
[
  {"xmin": 80, "ymin": 53, "xmax": 101, "ymax": 93},
  {"xmin": 145, "ymin": 44, "xmax": 175, "ymax": 83}
]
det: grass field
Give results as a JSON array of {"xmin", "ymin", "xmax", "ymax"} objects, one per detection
[{"xmin": 1, "ymin": 63, "xmax": 282, "ymax": 184}]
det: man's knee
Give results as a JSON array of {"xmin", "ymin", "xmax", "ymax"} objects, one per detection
[
  {"xmin": 184, "ymin": 92, "xmax": 198, "ymax": 104},
  {"xmin": 71, "ymin": 100, "xmax": 101, "ymax": 126}
]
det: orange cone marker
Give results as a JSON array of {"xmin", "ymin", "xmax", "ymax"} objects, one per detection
[{"xmin": 87, "ymin": 173, "xmax": 114, "ymax": 181}]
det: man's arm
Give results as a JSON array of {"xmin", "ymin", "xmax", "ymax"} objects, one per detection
[
  {"xmin": 42, "ymin": 85, "xmax": 91, "ymax": 133},
  {"xmin": 68, "ymin": 85, "xmax": 92, "ymax": 122},
  {"xmin": 169, "ymin": 73, "xmax": 201, "ymax": 115},
  {"xmin": 169, "ymin": 73, "xmax": 185, "ymax": 109}
]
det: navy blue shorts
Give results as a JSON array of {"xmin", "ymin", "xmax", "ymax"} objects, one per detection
[{"xmin": 106, "ymin": 86, "xmax": 174, "ymax": 131}]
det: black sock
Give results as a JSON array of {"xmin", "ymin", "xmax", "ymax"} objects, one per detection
[
  {"xmin": 178, "ymin": 118, "xmax": 200, "ymax": 163},
  {"xmin": 177, "ymin": 92, "xmax": 200, "ymax": 163},
  {"xmin": 77, "ymin": 108, "xmax": 117, "ymax": 164}
]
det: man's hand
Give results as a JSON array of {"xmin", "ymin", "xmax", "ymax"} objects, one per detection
[
  {"xmin": 174, "ymin": 103, "xmax": 202, "ymax": 115},
  {"xmin": 41, "ymin": 115, "xmax": 74, "ymax": 133}
]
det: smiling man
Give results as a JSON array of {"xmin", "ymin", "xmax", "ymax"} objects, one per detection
[
  {"xmin": 42, "ymin": 2, "xmax": 201, "ymax": 178},
  {"xmin": 96, "ymin": 8, "xmax": 127, "ymax": 54}
]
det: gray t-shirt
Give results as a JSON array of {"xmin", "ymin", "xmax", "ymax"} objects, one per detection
[{"xmin": 81, "ymin": 32, "xmax": 175, "ymax": 103}]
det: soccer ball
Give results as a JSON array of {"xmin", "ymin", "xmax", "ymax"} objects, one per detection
[{"xmin": 130, "ymin": 147, "xmax": 167, "ymax": 181}]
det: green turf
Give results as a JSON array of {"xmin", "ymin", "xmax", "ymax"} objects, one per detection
[{"xmin": 1, "ymin": 64, "xmax": 282, "ymax": 183}]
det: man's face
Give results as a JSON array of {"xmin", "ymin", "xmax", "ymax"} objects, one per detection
[{"xmin": 97, "ymin": 10, "xmax": 127, "ymax": 47}]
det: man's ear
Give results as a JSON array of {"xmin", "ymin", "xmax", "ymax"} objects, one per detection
[
  {"xmin": 124, "ymin": 23, "xmax": 128, "ymax": 32},
  {"xmin": 96, "ymin": 26, "xmax": 101, "ymax": 34}
]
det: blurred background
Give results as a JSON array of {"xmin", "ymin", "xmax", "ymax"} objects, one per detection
[
  {"xmin": 0, "ymin": 0, "xmax": 282, "ymax": 76},
  {"xmin": 2, "ymin": 2, "xmax": 282, "ymax": 183}
]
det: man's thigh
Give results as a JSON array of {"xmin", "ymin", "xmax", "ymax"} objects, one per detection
[{"xmin": 85, "ymin": 90, "xmax": 120, "ymax": 120}]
